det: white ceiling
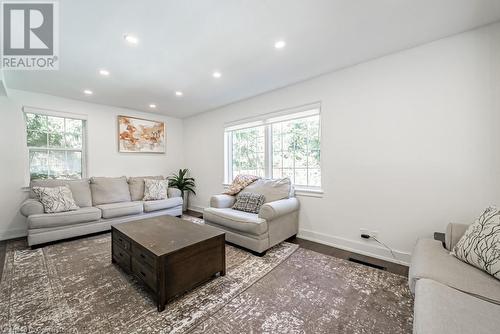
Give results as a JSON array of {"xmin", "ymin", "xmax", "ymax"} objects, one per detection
[{"xmin": 4, "ymin": 0, "xmax": 500, "ymax": 118}]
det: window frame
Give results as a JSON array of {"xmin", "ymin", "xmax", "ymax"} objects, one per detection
[
  {"xmin": 224, "ymin": 103, "xmax": 322, "ymax": 193},
  {"xmin": 23, "ymin": 106, "xmax": 88, "ymax": 182}
]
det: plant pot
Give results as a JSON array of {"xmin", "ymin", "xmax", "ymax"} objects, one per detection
[{"xmin": 182, "ymin": 191, "xmax": 189, "ymax": 212}]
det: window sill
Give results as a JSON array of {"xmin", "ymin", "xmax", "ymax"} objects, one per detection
[
  {"xmin": 222, "ymin": 184, "xmax": 323, "ymax": 198},
  {"xmin": 294, "ymin": 188, "xmax": 324, "ymax": 198}
]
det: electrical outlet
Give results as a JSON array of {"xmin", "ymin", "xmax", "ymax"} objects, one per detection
[{"xmin": 360, "ymin": 228, "xmax": 369, "ymax": 238}]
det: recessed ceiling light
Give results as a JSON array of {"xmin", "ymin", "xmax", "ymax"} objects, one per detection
[
  {"xmin": 99, "ymin": 69, "xmax": 110, "ymax": 76},
  {"xmin": 149, "ymin": 104, "xmax": 157, "ymax": 109},
  {"xmin": 124, "ymin": 34, "xmax": 139, "ymax": 45},
  {"xmin": 83, "ymin": 89, "xmax": 93, "ymax": 95},
  {"xmin": 212, "ymin": 71, "xmax": 222, "ymax": 78},
  {"xmin": 175, "ymin": 91, "xmax": 183, "ymax": 96},
  {"xmin": 274, "ymin": 40, "xmax": 286, "ymax": 49}
]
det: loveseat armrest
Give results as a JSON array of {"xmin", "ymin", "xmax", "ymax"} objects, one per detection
[
  {"xmin": 259, "ymin": 197, "xmax": 299, "ymax": 220},
  {"xmin": 210, "ymin": 194, "xmax": 236, "ymax": 208},
  {"xmin": 445, "ymin": 223, "xmax": 469, "ymax": 251},
  {"xmin": 20, "ymin": 199, "xmax": 44, "ymax": 217},
  {"xmin": 168, "ymin": 187, "xmax": 182, "ymax": 198}
]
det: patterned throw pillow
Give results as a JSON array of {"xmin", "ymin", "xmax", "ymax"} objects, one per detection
[
  {"xmin": 224, "ymin": 175, "xmax": 260, "ymax": 196},
  {"xmin": 232, "ymin": 192, "xmax": 265, "ymax": 214},
  {"xmin": 143, "ymin": 179, "xmax": 169, "ymax": 201},
  {"xmin": 452, "ymin": 207, "xmax": 500, "ymax": 279},
  {"xmin": 32, "ymin": 186, "xmax": 79, "ymax": 213}
]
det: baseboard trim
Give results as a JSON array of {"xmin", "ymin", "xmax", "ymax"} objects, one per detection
[
  {"xmin": 188, "ymin": 205, "xmax": 205, "ymax": 213},
  {"xmin": 0, "ymin": 228, "xmax": 27, "ymax": 241},
  {"xmin": 298, "ymin": 229, "xmax": 411, "ymax": 266}
]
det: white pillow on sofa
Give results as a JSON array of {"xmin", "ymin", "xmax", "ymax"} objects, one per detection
[
  {"xmin": 452, "ymin": 206, "xmax": 500, "ymax": 280},
  {"xmin": 32, "ymin": 185, "xmax": 79, "ymax": 213},
  {"xmin": 143, "ymin": 179, "xmax": 169, "ymax": 201}
]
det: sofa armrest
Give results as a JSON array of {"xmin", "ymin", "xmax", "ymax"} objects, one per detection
[
  {"xmin": 210, "ymin": 194, "xmax": 235, "ymax": 208},
  {"xmin": 168, "ymin": 187, "xmax": 182, "ymax": 198},
  {"xmin": 445, "ymin": 223, "xmax": 469, "ymax": 251},
  {"xmin": 259, "ymin": 197, "xmax": 299, "ymax": 220},
  {"xmin": 20, "ymin": 199, "xmax": 44, "ymax": 217}
]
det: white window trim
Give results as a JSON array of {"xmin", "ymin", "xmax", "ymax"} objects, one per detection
[
  {"xmin": 23, "ymin": 106, "xmax": 89, "ymax": 186},
  {"xmin": 224, "ymin": 102, "xmax": 323, "ymax": 195}
]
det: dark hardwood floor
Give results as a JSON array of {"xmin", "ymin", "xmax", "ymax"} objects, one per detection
[{"xmin": 289, "ymin": 237, "xmax": 409, "ymax": 276}]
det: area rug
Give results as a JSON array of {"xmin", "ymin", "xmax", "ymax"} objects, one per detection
[
  {"xmin": 0, "ymin": 233, "xmax": 298, "ymax": 334},
  {"xmin": 190, "ymin": 247, "xmax": 414, "ymax": 334}
]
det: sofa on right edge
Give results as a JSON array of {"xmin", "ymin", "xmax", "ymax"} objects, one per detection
[{"xmin": 409, "ymin": 223, "xmax": 500, "ymax": 334}]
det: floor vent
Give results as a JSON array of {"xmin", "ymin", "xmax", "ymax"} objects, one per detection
[{"xmin": 348, "ymin": 257, "xmax": 387, "ymax": 271}]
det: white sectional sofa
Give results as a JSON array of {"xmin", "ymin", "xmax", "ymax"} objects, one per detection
[
  {"xmin": 20, "ymin": 176, "xmax": 183, "ymax": 246},
  {"xmin": 409, "ymin": 223, "xmax": 500, "ymax": 334}
]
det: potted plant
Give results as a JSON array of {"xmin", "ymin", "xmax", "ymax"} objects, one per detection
[{"xmin": 169, "ymin": 169, "xmax": 196, "ymax": 212}]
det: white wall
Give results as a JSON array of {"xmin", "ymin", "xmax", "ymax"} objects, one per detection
[
  {"xmin": 183, "ymin": 23, "xmax": 500, "ymax": 264},
  {"xmin": 0, "ymin": 90, "xmax": 184, "ymax": 240}
]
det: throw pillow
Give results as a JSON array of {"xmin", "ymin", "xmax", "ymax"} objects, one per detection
[
  {"xmin": 143, "ymin": 179, "xmax": 169, "ymax": 201},
  {"xmin": 32, "ymin": 186, "xmax": 80, "ymax": 213},
  {"xmin": 224, "ymin": 175, "xmax": 260, "ymax": 196},
  {"xmin": 452, "ymin": 206, "xmax": 500, "ymax": 279},
  {"xmin": 232, "ymin": 192, "xmax": 265, "ymax": 214}
]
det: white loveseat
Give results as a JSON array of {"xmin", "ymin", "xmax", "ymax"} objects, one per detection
[
  {"xmin": 20, "ymin": 176, "xmax": 183, "ymax": 246},
  {"xmin": 203, "ymin": 178, "xmax": 299, "ymax": 255}
]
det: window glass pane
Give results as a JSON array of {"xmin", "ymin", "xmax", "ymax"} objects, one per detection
[
  {"xmin": 66, "ymin": 152, "xmax": 82, "ymax": 179},
  {"xmin": 27, "ymin": 131, "xmax": 48, "ymax": 147},
  {"xmin": 308, "ymin": 168, "xmax": 321, "ymax": 187},
  {"xmin": 48, "ymin": 132, "xmax": 65, "ymax": 147},
  {"xmin": 231, "ymin": 126, "xmax": 265, "ymax": 178},
  {"xmin": 47, "ymin": 116, "xmax": 64, "ymax": 133},
  {"xmin": 26, "ymin": 113, "xmax": 85, "ymax": 180},
  {"xmin": 65, "ymin": 133, "xmax": 82, "ymax": 149},
  {"xmin": 29, "ymin": 151, "xmax": 49, "ymax": 180},
  {"xmin": 294, "ymin": 168, "xmax": 307, "ymax": 186}
]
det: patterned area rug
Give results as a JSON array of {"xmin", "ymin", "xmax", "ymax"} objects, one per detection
[
  {"xmin": 0, "ymin": 232, "xmax": 298, "ymax": 334},
  {"xmin": 191, "ymin": 248, "xmax": 414, "ymax": 334}
]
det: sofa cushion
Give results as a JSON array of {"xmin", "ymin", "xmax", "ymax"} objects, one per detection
[
  {"xmin": 90, "ymin": 176, "xmax": 131, "ymax": 205},
  {"xmin": 27, "ymin": 207, "xmax": 102, "ymax": 229},
  {"xmin": 30, "ymin": 178, "xmax": 92, "ymax": 207},
  {"xmin": 413, "ymin": 279, "xmax": 500, "ymax": 334},
  {"xmin": 143, "ymin": 197, "xmax": 183, "ymax": 212},
  {"xmin": 95, "ymin": 201, "xmax": 143, "ymax": 219},
  {"xmin": 224, "ymin": 175, "xmax": 260, "ymax": 195},
  {"xmin": 233, "ymin": 192, "xmax": 265, "ymax": 213},
  {"xmin": 32, "ymin": 186, "xmax": 79, "ymax": 213},
  {"xmin": 203, "ymin": 207, "xmax": 268, "ymax": 236},
  {"xmin": 128, "ymin": 176, "xmax": 164, "ymax": 201},
  {"xmin": 452, "ymin": 207, "xmax": 500, "ymax": 279},
  {"xmin": 143, "ymin": 179, "xmax": 169, "ymax": 201},
  {"xmin": 240, "ymin": 178, "xmax": 292, "ymax": 203},
  {"xmin": 409, "ymin": 238, "xmax": 500, "ymax": 304}
]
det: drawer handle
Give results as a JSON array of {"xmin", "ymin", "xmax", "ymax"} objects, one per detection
[
  {"xmin": 140, "ymin": 254, "xmax": 146, "ymax": 259},
  {"xmin": 119, "ymin": 252, "xmax": 123, "ymax": 257}
]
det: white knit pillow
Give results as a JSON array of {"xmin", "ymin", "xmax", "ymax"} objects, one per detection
[
  {"xmin": 452, "ymin": 207, "xmax": 500, "ymax": 280},
  {"xmin": 143, "ymin": 179, "xmax": 169, "ymax": 201},
  {"xmin": 32, "ymin": 186, "xmax": 79, "ymax": 213}
]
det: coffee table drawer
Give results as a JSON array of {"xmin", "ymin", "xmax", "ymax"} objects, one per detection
[
  {"xmin": 112, "ymin": 242, "xmax": 131, "ymax": 271},
  {"xmin": 132, "ymin": 244, "xmax": 155, "ymax": 268},
  {"xmin": 113, "ymin": 230, "xmax": 131, "ymax": 251},
  {"xmin": 131, "ymin": 257, "xmax": 157, "ymax": 292}
]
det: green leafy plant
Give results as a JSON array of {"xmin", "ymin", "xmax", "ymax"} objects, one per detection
[{"xmin": 169, "ymin": 169, "xmax": 196, "ymax": 195}]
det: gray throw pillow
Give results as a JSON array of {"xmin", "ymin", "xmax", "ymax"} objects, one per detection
[
  {"xmin": 232, "ymin": 192, "xmax": 265, "ymax": 214},
  {"xmin": 32, "ymin": 186, "xmax": 79, "ymax": 213},
  {"xmin": 143, "ymin": 179, "xmax": 169, "ymax": 201},
  {"xmin": 452, "ymin": 206, "xmax": 500, "ymax": 280}
]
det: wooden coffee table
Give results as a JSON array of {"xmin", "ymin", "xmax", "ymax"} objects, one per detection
[{"xmin": 111, "ymin": 215, "xmax": 225, "ymax": 311}]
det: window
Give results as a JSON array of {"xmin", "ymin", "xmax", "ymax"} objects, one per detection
[
  {"xmin": 25, "ymin": 112, "xmax": 86, "ymax": 180},
  {"xmin": 225, "ymin": 104, "xmax": 321, "ymax": 189}
]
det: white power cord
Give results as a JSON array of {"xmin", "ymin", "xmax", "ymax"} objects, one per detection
[{"xmin": 371, "ymin": 236, "xmax": 397, "ymax": 260}]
